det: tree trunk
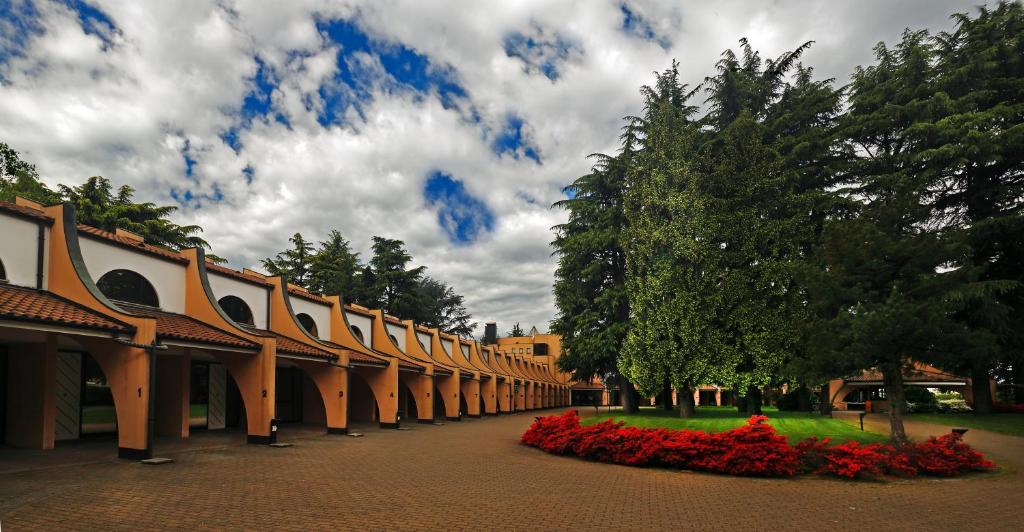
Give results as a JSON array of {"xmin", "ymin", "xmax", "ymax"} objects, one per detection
[
  {"xmin": 819, "ymin": 382, "xmax": 833, "ymax": 415},
  {"xmin": 882, "ymin": 365, "xmax": 909, "ymax": 446},
  {"xmin": 661, "ymin": 379, "xmax": 673, "ymax": 411},
  {"xmin": 745, "ymin": 385, "xmax": 763, "ymax": 415},
  {"xmin": 796, "ymin": 384, "xmax": 811, "ymax": 412},
  {"xmin": 736, "ymin": 392, "xmax": 748, "ymax": 414},
  {"xmin": 677, "ymin": 385, "xmax": 696, "ymax": 418},
  {"xmin": 620, "ymin": 375, "xmax": 639, "ymax": 414},
  {"xmin": 1015, "ymin": 361, "xmax": 1024, "ymax": 404},
  {"xmin": 971, "ymin": 361, "xmax": 994, "ymax": 415}
]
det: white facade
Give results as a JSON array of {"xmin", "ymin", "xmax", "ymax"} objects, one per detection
[
  {"xmin": 290, "ymin": 296, "xmax": 331, "ymax": 340},
  {"xmin": 385, "ymin": 322, "xmax": 406, "ymax": 351},
  {"xmin": 0, "ymin": 213, "xmax": 48, "ymax": 288},
  {"xmin": 79, "ymin": 236, "xmax": 186, "ymax": 313},
  {"xmin": 207, "ymin": 272, "xmax": 269, "ymax": 329},
  {"xmin": 416, "ymin": 332, "xmax": 433, "ymax": 354},
  {"xmin": 344, "ymin": 310, "xmax": 374, "ymax": 346}
]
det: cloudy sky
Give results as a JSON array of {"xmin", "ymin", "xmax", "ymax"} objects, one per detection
[{"xmin": 0, "ymin": 0, "xmax": 984, "ymax": 335}]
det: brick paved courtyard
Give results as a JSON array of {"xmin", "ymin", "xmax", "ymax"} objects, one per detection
[{"xmin": 1, "ymin": 410, "xmax": 1021, "ymax": 531}]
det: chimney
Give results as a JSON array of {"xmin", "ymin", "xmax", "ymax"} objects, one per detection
[{"xmin": 484, "ymin": 322, "xmax": 497, "ymax": 345}]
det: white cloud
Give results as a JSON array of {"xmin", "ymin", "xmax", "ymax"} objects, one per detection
[{"xmin": 0, "ymin": 0, "xmax": 985, "ymax": 335}]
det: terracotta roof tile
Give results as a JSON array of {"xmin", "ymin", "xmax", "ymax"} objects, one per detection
[
  {"xmin": 348, "ymin": 350, "xmax": 389, "ymax": 366},
  {"xmin": 343, "ymin": 304, "xmax": 375, "ymax": 318},
  {"xmin": 127, "ymin": 306, "xmax": 257, "ymax": 350},
  {"xmin": 287, "ymin": 286, "xmax": 332, "ymax": 305},
  {"xmin": 77, "ymin": 225, "xmax": 188, "ymax": 264},
  {"xmin": 270, "ymin": 332, "xmax": 336, "ymax": 361},
  {"xmin": 0, "ymin": 284, "xmax": 131, "ymax": 333},
  {"xmin": 205, "ymin": 262, "xmax": 270, "ymax": 286},
  {"xmin": 0, "ymin": 200, "xmax": 53, "ymax": 224}
]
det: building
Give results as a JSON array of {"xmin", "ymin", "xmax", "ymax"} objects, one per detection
[{"xmin": 0, "ymin": 198, "xmax": 570, "ymax": 459}]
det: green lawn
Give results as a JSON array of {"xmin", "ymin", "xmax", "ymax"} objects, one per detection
[
  {"xmin": 909, "ymin": 413, "xmax": 1024, "ymax": 438},
  {"xmin": 582, "ymin": 406, "xmax": 888, "ymax": 444}
]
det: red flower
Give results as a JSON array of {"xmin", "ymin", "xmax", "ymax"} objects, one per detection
[{"xmin": 521, "ymin": 411, "xmax": 995, "ymax": 480}]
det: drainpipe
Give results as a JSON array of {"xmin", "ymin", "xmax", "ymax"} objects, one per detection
[{"xmin": 35, "ymin": 224, "xmax": 45, "ymax": 289}]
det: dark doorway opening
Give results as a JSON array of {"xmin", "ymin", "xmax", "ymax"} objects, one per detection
[
  {"xmin": 348, "ymin": 373, "xmax": 378, "ymax": 422},
  {"xmin": 275, "ymin": 367, "xmax": 304, "ymax": 423},
  {"xmin": 225, "ymin": 374, "xmax": 246, "ymax": 430}
]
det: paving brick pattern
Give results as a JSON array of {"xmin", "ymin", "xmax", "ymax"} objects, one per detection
[{"xmin": 0, "ymin": 411, "xmax": 1021, "ymax": 531}]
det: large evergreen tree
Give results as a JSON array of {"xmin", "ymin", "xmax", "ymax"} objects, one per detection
[
  {"xmin": 261, "ymin": 233, "xmax": 315, "ymax": 287},
  {"xmin": 804, "ymin": 30, "xmax": 961, "ymax": 445},
  {"xmin": 551, "ymin": 143, "xmax": 638, "ymax": 411},
  {"xmin": 923, "ymin": 1, "xmax": 1024, "ymax": 413},
  {"xmin": 367, "ymin": 236, "xmax": 427, "ymax": 319},
  {"xmin": 308, "ymin": 230, "xmax": 362, "ymax": 297},
  {"xmin": 414, "ymin": 277, "xmax": 475, "ymax": 337}
]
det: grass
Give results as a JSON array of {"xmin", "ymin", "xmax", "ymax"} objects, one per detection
[
  {"xmin": 909, "ymin": 413, "xmax": 1024, "ymax": 438},
  {"xmin": 582, "ymin": 406, "xmax": 889, "ymax": 444}
]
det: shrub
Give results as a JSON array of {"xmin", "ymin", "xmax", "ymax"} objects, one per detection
[
  {"xmin": 904, "ymin": 387, "xmax": 939, "ymax": 413},
  {"xmin": 522, "ymin": 410, "xmax": 994, "ymax": 480},
  {"xmin": 903, "ymin": 433, "xmax": 995, "ymax": 476},
  {"xmin": 777, "ymin": 387, "xmax": 813, "ymax": 411},
  {"xmin": 993, "ymin": 402, "xmax": 1024, "ymax": 414}
]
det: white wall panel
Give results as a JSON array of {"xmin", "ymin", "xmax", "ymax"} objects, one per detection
[
  {"xmin": 79, "ymin": 237, "xmax": 186, "ymax": 313},
  {"xmin": 0, "ymin": 214, "xmax": 43, "ymax": 287},
  {"xmin": 208, "ymin": 272, "xmax": 269, "ymax": 329},
  {"xmin": 290, "ymin": 296, "xmax": 331, "ymax": 340}
]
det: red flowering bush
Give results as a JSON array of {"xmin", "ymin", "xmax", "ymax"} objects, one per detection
[
  {"xmin": 521, "ymin": 410, "xmax": 994, "ymax": 480},
  {"xmin": 794, "ymin": 437, "xmax": 901, "ymax": 480},
  {"xmin": 902, "ymin": 433, "xmax": 995, "ymax": 476}
]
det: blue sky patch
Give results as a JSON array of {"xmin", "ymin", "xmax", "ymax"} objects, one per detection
[
  {"xmin": 503, "ymin": 26, "xmax": 581, "ymax": 81},
  {"xmin": 492, "ymin": 114, "xmax": 541, "ymax": 163},
  {"xmin": 315, "ymin": 18, "xmax": 467, "ymax": 126},
  {"xmin": 64, "ymin": 0, "xmax": 118, "ymax": 48},
  {"xmin": 620, "ymin": 3, "xmax": 672, "ymax": 50},
  {"xmin": 221, "ymin": 57, "xmax": 289, "ymax": 152},
  {"xmin": 424, "ymin": 171, "xmax": 495, "ymax": 244}
]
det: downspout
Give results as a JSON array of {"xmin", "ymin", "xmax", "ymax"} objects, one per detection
[{"xmin": 36, "ymin": 223, "xmax": 45, "ymax": 289}]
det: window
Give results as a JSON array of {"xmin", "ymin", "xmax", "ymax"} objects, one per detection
[
  {"xmin": 519, "ymin": 348, "xmax": 524, "ymax": 354},
  {"xmin": 389, "ymin": 334, "xmax": 399, "ymax": 345},
  {"xmin": 218, "ymin": 295, "xmax": 254, "ymax": 325},
  {"xmin": 0, "ymin": 258, "xmax": 6, "ymax": 282},
  {"xmin": 96, "ymin": 269, "xmax": 159, "ymax": 307},
  {"xmin": 350, "ymin": 325, "xmax": 364, "ymax": 342},
  {"xmin": 296, "ymin": 313, "xmax": 318, "ymax": 336}
]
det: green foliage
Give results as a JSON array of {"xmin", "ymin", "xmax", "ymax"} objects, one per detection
[
  {"xmin": 414, "ymin": 276, "xmax": 475, "ymax": 337},
  {"xmin": 506, "ymin": 322, "xmax": 526, "ymax": 338},
  {"xmin": 1, "ymin": 144, "xmax": 216, "ymax": 257},
  {"xmin": 904, "ymin": 387, "xmax": 939, "ymax": 413},
  {"xmin": 308, "ymin": 230, "xmax": 361, "ymax": 297},
  {"xmin": 262, "ymin": 232, "xmax": 474, "ymax": 335},
  {"xmin": 261, "ymin": 233, "xmax": 315, "ymax": 287},
  {"xmin": 550, "ymin": 149, "xmax": 631, "ymax": 382},
  {"xmin": 0, "ymin": 142, "xmax": 61, "ymax": 204}
]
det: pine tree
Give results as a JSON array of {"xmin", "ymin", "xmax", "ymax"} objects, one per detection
[
  {"xmin": 506, "ymin": 322, "xmax": 525, "ymax": 338},
  {"xmin": 415, "ymin": 277, "xmax": 475, "ymax": 336},
  {"xmin": 308, "ymin": 230, "xmax": 362, "ymax": 297},
  {"xmin": 804, "ymin": 30, "xmax": 959, "ymax": 445},
  {"xmin": 262, "ymin": 233, "xmax": 315, "ymax": 287},
  {"xmin": 922, "ymin": 1, "xmax": 1024, "ymax": 414},
  {"xmin": 367, "ymin": 236, "xmax": 427, "ymax": 318},
  {"xmin": 551, "ymin": 144, "xmax": 639, "ymax": 411}
]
